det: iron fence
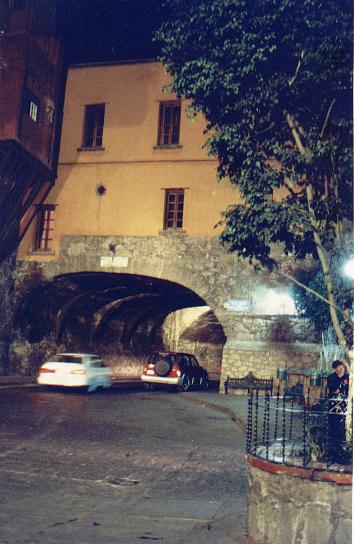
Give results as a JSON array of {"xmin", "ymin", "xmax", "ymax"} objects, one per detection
[{"xmin": 246, "ymin": 387, "xmax": 353, "ymax": 471}]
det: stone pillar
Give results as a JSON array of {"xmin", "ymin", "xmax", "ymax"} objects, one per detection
[{"xmin": 247, "ymin": 456, "xmax": 352, "ymax": 544}]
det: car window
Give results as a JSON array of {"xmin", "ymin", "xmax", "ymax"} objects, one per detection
[
  {"xmin": 190, "ymin": 356, "xmax": 199, "ymax": 367},
  {"xmin": 181, "ymin": 355, "xmax": 190, "ymax": 367},
  {"xmin": 52, "ymin": 354, "xmax": 83, "ymax": 364}
]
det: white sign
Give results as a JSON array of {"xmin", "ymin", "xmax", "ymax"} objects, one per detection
[
  {"xmin": 224, "ymin": 299, "xmax": 251, "ymax": 312},
  {"xmin": 112, "ymin": 256, "xmax": 128, "ymax": 267},
  {"xmin": 100, "ymin": 256, "xmax": 112, "ymax": 267},
  {"xmin": 100, "ymin": 256, "xmax": 129, "ymax": 268}
]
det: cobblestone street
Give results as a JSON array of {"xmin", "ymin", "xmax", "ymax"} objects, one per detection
[{"xmin": 0, "ymin": 385, "xmax": 247, "ymax": 543}]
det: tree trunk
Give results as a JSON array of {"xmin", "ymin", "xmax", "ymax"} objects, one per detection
[
  {"xmin": 285, "ymin": 111, "xmax": 352, "ymax": 444},
  {"xmin": 284, "ymin": 112, "xmax": 351, "ymax": 369}
]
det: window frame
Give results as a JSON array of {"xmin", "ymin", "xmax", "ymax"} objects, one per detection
[
  {"xmin": 34, "ymin": 204, "xmax": 55, "ymax": 252},
  {"xmin": 163, "ymin": 188, "xmax": 185, "ymax": 230},
  {"xmin": 157, "ymin": 100, "xmax": 181, "ymax": 147},
  {"xmin": 82, "ymin": 103, "xmax": 105, "ymax": 149}
]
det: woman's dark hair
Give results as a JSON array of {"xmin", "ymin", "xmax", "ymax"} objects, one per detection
[{"xmin": 332, "ymin": 360, "xmax": 345, "ymax": 369}]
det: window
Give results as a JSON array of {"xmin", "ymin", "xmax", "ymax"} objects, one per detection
[
  {"xmin": 157, "ymin": 101, "xmax": 181, "ymax": 146},
  {"xmin": 82, "ymin": 104, "xmax": 105, "ymax": 148},
  {"xmin": 164, "ymin": 189, "xmax": 184, "ymax": 229},
  {"xmin": 23, "ymin": 88, "xmax": 40, "ymax": 123},
  {"xmin": 191, "ymin": 356, "xmax": 199, "ymax": 367},
  {"xmin": 34, "ymin": 205, "xmax": 55, "ymax": 251}
]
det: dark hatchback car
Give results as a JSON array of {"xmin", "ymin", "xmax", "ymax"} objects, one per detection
[{"xmin": 141, "ymin": 352, "xmax": 209, "ymax": 392}]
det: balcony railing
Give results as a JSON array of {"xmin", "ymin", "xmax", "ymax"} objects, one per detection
[{"xmin": 246, "ymin": 388, "xmax": 352, "ymax": 471}]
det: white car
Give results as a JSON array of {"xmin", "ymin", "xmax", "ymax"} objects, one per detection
[{"xmin": 37, "ymin": 353, "xmax": 112, "ymax": 392}]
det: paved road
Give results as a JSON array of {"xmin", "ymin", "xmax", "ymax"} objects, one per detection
[{"xmin": 0, "ymin": 385, "xmax": 247, "ymax": 544}]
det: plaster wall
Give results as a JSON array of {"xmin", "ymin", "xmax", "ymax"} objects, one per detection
[{"xmin": 18, "ymin": 60, "xmax": 240, "ymax": 258}]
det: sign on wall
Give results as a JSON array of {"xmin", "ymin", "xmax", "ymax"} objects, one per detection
[
  {"xmin": 100, "ymin": 256, "xmax": 129, "ymax": 268},
  {"xmin": 224, "ymin": 299, "xmax": 251, "ymax": 312}
]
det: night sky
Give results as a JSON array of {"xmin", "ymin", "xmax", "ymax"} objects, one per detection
[{"xmin": 56, "ymin": 0, "xmax": 165, "ymax": 64}]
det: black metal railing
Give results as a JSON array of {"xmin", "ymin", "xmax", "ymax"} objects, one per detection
[{"xmin": 246, "ymin": 387, "xmax": 352, "ymax": 471}]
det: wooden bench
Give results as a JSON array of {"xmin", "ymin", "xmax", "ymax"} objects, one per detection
[{"xmin": 224, "ymin": 371, "xmax": 273, "ymax": 395}]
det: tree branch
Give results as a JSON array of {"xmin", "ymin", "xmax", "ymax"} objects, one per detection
[
  {"xmin": 284, "ymin": 111, "xmax": 309, "ymax": 156},
  {"xmin": 288, "ymin": 49, "xmax": 305, "ymax": 87},
  {"xmin": 320, "ymin": 99, "xmax": 336, "ymax": 138},
  {"xmin": 281, "ymin": 271, "xmax": 352, "ymax": 323},
  {"xmin": 283, "ymin": 179, "xmax": 303, "ymax": 199}
]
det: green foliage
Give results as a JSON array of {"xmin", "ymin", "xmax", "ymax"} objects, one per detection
[
  {"xmin": 294, "ymin": 269, "xmax": 331, "ymax": 336},
  {"xmin": 294, "ymin": 243, "xmax": 354, "ymax": 342},
  {"xmin": 156, "ymin": 0, "xmax": 353, "ymax": 269}
]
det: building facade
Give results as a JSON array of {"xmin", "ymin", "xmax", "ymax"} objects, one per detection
[
  {"xmin": 0, "ymin": 0, "xmax": 64, "ymax": 374},
  {"xmin": 14, "ymin": 59, "xmax": 319, "ymax": 382}
]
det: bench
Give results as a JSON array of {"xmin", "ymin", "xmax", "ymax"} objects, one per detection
[{"xmin": 224, "ymin": 372, "xmax": 273, "ymax": 395}]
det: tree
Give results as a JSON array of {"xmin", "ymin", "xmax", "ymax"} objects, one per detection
[
  {"xmin": 294, "ymin": 242, "xmax": 353, "ymax": 344},
  {"xmin": 156, "ymin": 0, "xmax": 353, "ymax": 363}
]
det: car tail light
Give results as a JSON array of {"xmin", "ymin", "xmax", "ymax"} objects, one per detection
[
  {"xmin": 39, "ymin": 368, "xmax": 55, "ymax": 374},
  {"xmin": 170, "ymin": 365, "xmax": 181, "ymax": 377},
  {"xmin": 144, "ymin": 363, "xmax": 156, "ymax": 375},
  {"xmin": 70, "ymin": 369, "xmax": 86, "ymax": 375}
]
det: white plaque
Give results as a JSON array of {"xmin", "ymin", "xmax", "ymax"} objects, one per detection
[
  {"xmin": 112, "ymin": 256, "xmax": 128, "ymax": 267},
  {"xmin": 100, "ymin": 256, "xmax": 113, "ymax": 267},
  {"xmin": 100, "ymin": 255, "xmax": 129, "ymax": 268},
  {"xmin": 224, "ymin": 299, "xmax": 251, "ymax": 312}
]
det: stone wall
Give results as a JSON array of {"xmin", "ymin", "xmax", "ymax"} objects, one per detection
[
  {"xmin": 220, "ymin": 314, "xmax": 320, "ymax": 393},
  {"xmin": 221, "ymin": 340, "xmax": 320, "ymax": 393},
  {"xmin": 11, "ymin": 234, "xmax": 320, "ymax": 376},
  {"xmin": 247, "ymin": 461, "xmax": 352, "ymax": 544},
  {"xmin": 0, "ymin": 252, "xmax": 16, "ymax": 375}
]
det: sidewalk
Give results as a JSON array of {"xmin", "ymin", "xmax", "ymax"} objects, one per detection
[{"xmin": 184, "ymin": 389, "xmax": 248, "ymax": 431}]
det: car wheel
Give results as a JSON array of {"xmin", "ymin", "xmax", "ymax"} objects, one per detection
[
  {"xmin": 199, "ymin": 375, "xmax": 209, "ymax": 390},
  {"xmin": 87, "ymin": 384, "xmax": 97, "ymax": 393},
  {"xmin": 178, "ymin": 375, "xmax": 191, "ymax": 393}
]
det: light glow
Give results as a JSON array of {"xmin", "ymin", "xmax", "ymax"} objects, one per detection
[
  {"xmin": 343, "ymin": 258, "xmax": 354, "ymax": 280},
  {"xmin": 254, "ymin": 289, "xmax": 296, "ymax": 315}
]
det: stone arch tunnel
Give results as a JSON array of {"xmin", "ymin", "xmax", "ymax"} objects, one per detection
[
  {"xmin": 13, "ymin": 272, "xmax": 226, "ymax": 377},
  {"xmin": 10, "ymin": 236, "xmax": 320, "ymax": 381}
]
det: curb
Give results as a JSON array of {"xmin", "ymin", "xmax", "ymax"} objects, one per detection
[{"xmin": 180, "ymin": 394, "xmax": 247, "ymax": 432}]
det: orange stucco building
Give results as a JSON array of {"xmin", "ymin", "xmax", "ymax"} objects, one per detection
[{"xmin": 19, "ymin": 59, "xmax": 240, "ymax": 258}]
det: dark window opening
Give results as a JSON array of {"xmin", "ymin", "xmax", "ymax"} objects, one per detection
[
  {"xmin": 164, "ymin": 189, "xmax": 184, "ymax": 229},
  {"xmin": 82, "ymin": 104, "xmax": 105, "ymax": 148},
  {"xmin": 34, "ymin": 205, "xmax": 55, "ymax": 251},
  {"xmin": 157, "ymin": 101, "xmax": 181, "ymax": 146},
  {"xmin": 23, "ymin": 88, "xmax": 40, "ymax": 123}
]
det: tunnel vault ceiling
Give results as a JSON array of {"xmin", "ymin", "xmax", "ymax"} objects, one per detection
[
  {"xmin": 180, "ymin": 310, "xmax": 226, "ymax": 344},
  {"xmin": 18, "ymin": 272, "xmax": 222, "ymax": 351}
]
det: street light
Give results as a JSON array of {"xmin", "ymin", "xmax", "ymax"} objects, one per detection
[{"xmin": 343, "ymin": 257, "xmax": 354, "ymax": 280}]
